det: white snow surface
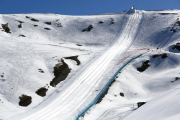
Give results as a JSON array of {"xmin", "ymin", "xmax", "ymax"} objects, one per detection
[
  {"xmin": 0, "ymin": 12, "xmax": 124, "ymax": 119},
  {"xmin": 82, "ymin": 10, "xmax": 180, "ymax": 120},
  {"xmin": 123, "ymin": 88, "xmax": 180, "ymax": 120},
  {"xmin": 0, "ymin": 9, "xmax": 180, "ymax": 120}
]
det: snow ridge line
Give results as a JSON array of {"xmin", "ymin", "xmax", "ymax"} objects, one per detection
[{"xmin": 76, "ymin": 54, "xmax": 143, "ymax": 120}]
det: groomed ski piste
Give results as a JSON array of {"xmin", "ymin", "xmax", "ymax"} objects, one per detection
[
  {"xmin": 8, "ymin": 8, "xmax": 144, "ymax": 120},
  {"xmin": 0, "ymin": 8, "xmax": 180, "ymax": 120}
]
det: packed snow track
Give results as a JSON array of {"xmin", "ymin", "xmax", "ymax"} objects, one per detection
[{"xmin": 10, "ymin": 10, "xmax": 143, "ymax": 120}]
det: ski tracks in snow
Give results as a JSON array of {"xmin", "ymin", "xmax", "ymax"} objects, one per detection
[
  {"xmin": 11, "ymin": 10, "xmax": 144, "ymax": 120},
  {"xmin": 0, "ymin": 41, "xmax": 39, "ymax": 101}
]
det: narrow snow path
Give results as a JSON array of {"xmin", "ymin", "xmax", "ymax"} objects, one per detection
[{"xmin": 11, "ymin": 10, "xmax": 143, "ymax": 120}]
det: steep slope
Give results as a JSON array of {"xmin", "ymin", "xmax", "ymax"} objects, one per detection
[
  {"xmin": 11, "ymin": 9, "xmax": 144, "ymax": 120},
  {"xmin": 0, "ymin": 9, "xmax": 180, "ymax": 120},
  {"xmin": 0, "ymin": 13, "xmax": 125, "ymax": 119},
  {"xmin": 124, "ymin": 88, "xmax": 180, "ymax": 120},
  {"xmin": 83, "ymin": 10, "xmax": 180, "ymax": 120}
]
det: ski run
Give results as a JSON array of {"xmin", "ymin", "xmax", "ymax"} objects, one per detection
[{"xmin": 0, "ymin": 8, "xmax": 180, "ymax": 120}]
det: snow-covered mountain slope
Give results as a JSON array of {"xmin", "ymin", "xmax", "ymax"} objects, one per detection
[
  {"xmin": 82, "ymin": 10, "xmax": 180, "ymax": 120},
  {"xmin": 0, "ymin": 12, "xmax": 124, "ymax": 119},
  {"xmin": 123, "ymin": 88, "xmax": 180, "ymax": 120},
  {"xmin": 0, "ymin": 9, "xmax": 180, "ymax": 120},
  {"xmin": 12, "ymin": 9, "xmax": 144, "ymax": 120}
]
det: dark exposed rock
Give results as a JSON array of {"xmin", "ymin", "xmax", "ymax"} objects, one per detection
[
  {"xmin": 99, "ymin": 21, "xmax": 104, "ymax": 24},
  {"xmin": 172, "ymin": 43, "xmax": 180, "ymax": 51},
  {"xmin": 111, "ymin": 18, "xmax": 115, "ymax": 24},
  {"xmin": 82, "ymin": 25, "xmax": 93, "ymax": 32},
  {"xmin": 176, "ymin": 21, "xmax": 180, "ymax": 26},
  {"xmin": 15, "ymin": 20, "xmax": 24, "ymax": 23},
  {"xmin": 64, "ymin": 56, "xmax": 81, "ymax": 65},
  {"xmin": 137, "ymin": 60, "xmax": 150, "ymax": 72},
  {"xmin": 19, "ymin": 95, "xmax": 32, "ymax": 107},
  {"xmin": 159, "ymin": 13, "xmax": 178, "ymax": 15},
  {"xmin": 26, "ymin": 16, "xmax": 30, "ymax": 19},
  {"xmin": 152, "ymin": 54, "xmax": 159, "ymax": 58},
  {"xmin": 137, "ymin": 102, "xmax": 146, "ymax": 108},
  {"xmin": 44, "ymin": 28, "xmax": 51, "ymax": 30},
  {"xmin": 152, "ymin": 53, "xmax": 168, "ymax": 59},
  {"xmin": 76, "ymin": 44, "xmax": 82, "ymax": 46},
  {"xmin": 172, "ymin": 29, "xmax": 176, "ymax": 33},
  {"xmin": 120, "ymin": 92, "xmax": 124, "ymax": 97},
  {"xmin": 18, "ymin": 24, "xmax": 22, "ymax": 28},
  {"xmin": 36, "ymin": 87, "xmax": 48, "ymax": 97},
  {"xmin": 34, "ymin": 25, "xmax": 38, "ymax": 27},
  {"xmin": 15, "ymin": 20, "xmax": 24, "ymax": 28},
  {"xmin": 50, "ymin": 59, "xmax": 71, "ymax": 87},
  {"xmin": 161, "ymin": 53, "xmax": 168, "ymax": 58},
  {"xmin": 1, "ymin": 23, "xmax": 11, "ymax": 33},
  {"xmin": 44, "ymin": 22, "xmax": 51, "ymax": 25},
  {"xmin": 175, "ymin": 77, "xmax": 180, "ymax": 80},
  {"xmin": 38, "ymin": 69, "xmax": 44, "ymax": 73},
  {"xmin": 30, "ymin": 18, "xmax": 39, "ymax": 22},
  {"xmin": 19, "ymin": 34, "xmax": 26, "ymax": 37},
  {"xmin": 171, "ymin": 77, "xmax": 180, "ymax": 83}
]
